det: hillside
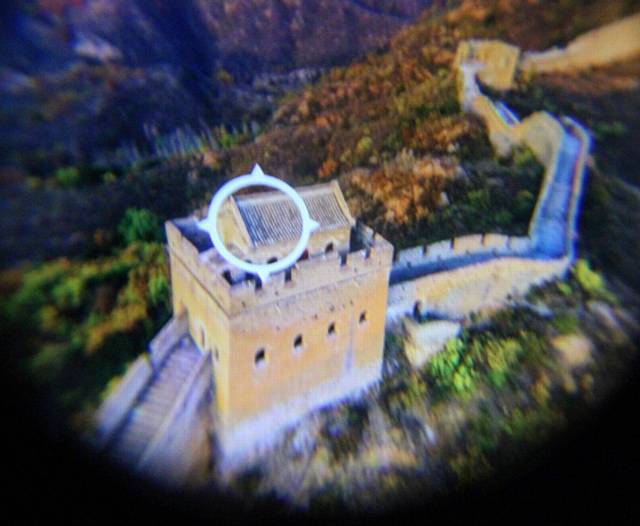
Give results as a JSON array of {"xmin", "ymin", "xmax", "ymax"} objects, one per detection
[
  {"xmin": 0, "ymin": 0, "xmax": 438, "ymax": 172},
  {"xmin": 1, "ymin": 0, "xmax": 639, "ymax": 514}
]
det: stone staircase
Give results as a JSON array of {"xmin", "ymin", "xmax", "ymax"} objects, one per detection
[{"xmin": 107, "ymin": 334, "xmax": 201, "ymax": 466}]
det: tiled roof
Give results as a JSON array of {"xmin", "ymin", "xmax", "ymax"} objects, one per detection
[{"xmin": 235, "ymin": 184, "xmax": 352, "ymax": 247}]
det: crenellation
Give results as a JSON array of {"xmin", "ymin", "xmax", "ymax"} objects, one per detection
[
  {"xmin": 396, "ymin": 246, "xmax": 423, "ymax": 265},
  {"xmin": 482, "ymin": 233, "xmax": 509, "ymax": 250},
  {"xmin": 426, "ymin": 239, "xmax": 454, "ymax": 260},
  {"xmin": 453, "ymin": 234, "xmax": 484, "ymax": 255},
  {"xmin": 225, "ymin": 241, "xmax": 392, "ymax": 314}
]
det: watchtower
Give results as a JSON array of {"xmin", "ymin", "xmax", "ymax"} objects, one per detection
[{"xmin": 165, "ymin": 180, "xmax": 393, "ymax": 460}]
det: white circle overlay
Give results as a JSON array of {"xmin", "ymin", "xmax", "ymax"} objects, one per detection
[{"xmin": 198, "ymin": 164, "xmax": 319, "ymax": 283}]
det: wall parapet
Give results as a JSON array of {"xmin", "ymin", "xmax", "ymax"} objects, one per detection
[
  {"xmin": 93, "ymin": 355, "xmax": 153, "ymax": 450},
  {"xmin": 387, "ymin": 254, "xmax": 571, "ymax": 322},
  {"xmin": 167, "ymin": 220, "xmax": 232, "ymax": 313},
  {"xmin": 137, "ymin": 349, "xmax": 212, "ymax": 480},
  {"xmin": 169, "ymin": 216, "xmax": 394, "ymax": 315},
  {"xmin": 392, "ymin": 234, "xmax": 533, "ymax": 274},
  {"xmin": 561, "ymin": 117, "xmax": 592, "ymax": 262},
  {"xmin": 149, "ymin": 314, "xmax": 188, "ymax": 369},
  {"xmin": 521, "ymin": 13, "xmax": 640, "ymax": 74},
  {"xmin": 228, "ymin": 238, "xmax": 393, "ymax": 313}
]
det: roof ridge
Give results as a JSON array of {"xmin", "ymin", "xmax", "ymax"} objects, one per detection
[
  {"xmin": 234, "ymin": 181, "xmax": 338, "ymax": 204},
  {"xmin": 232, "ymin": 181, "xmax": 353, "ymax": 246}
]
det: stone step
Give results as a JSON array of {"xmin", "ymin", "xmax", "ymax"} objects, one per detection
[
  {"xmin": 106, "ymin": 334, "xmax": 203, "ymax": 464},
  {"xmin": 113, "ymin": 429, "xmax": 152, "ymax": 450},
  {"xmin": 154, "ymin": 369, "xmax": 192, "ymax": 385},
  {"xmin": 166, "ymin": 348, "xmax": 198, "ymax": 362},
  {"xmin": 145, "ymin": 384, "xmax": 183, "ymax": 401},
  {"xmin": 117, "ymin": 430, "xmax": 152, "ymax": 449},
  {"xmin": 131, "ymin": 419, "xmax": 163, "ymax": 435},
  {"xmin": 150, "ymin": 372, "xmax": 190, "ymax": 388},
  {"xmin": 128, "ymin": 415, "xmax": 163, "ymax": 433},
  {"xmin": 124, "ymin": 418, "xmax": 160, "ymax": 436},
  {"xmin": 136, "ymin": 399, "xmax": 172, "ymax": 415},
  {"xmin": 154, "ymin": 364, "xmax": 193, "ymax": 383},
  {"xmin": 113, "ymin": 438, "xmax": 149, "ymax": 459},
  {"xmin": 115, "ymin": 429, "xmax": 155, "ymax": 449},
  {"xmin": 163, "ymin": 356, "xmax": 198, "ymax": 372}
]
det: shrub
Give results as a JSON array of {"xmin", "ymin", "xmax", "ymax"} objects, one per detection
[
  {"xmin": 355, "ymin": 136, "xmax": 374, "ymax": 159},
  {"xmin": 501, "ymin": 407, "xmax": 559, "ymax": 444},
  {"xmin": 216, "ymin": 68, "xmax": 234, "ymax": 85},
  {"xmin": 557, "ymin": 281, "xmax": 573, "ymax": 297},
  {"xmin": 592, "ymin": 120, "xmax": 626, "ymax": 141},
  {"xmin": 427, "ymin": 337, "xmax": 476, "ymax": 396},
  {"xmin": 512, "ymin": 147, "xmax": 537, "ymax": 168},
  {"xmin": 574, "ymin": 259, "xmax": 608, "ymax": 298},
  {"xmin": 553, "ymin": 312, "xmax": 579, "ymax": 335},
  {"xmin": 218, "ymin": 126, "xmax": 240, "ymax": 149},
  {"xmin": 102, "ymin": 171, "xmax": 117, "ymax": 184},
  {"xmin": 483, "ymin": 338, "xmax": 524, "ymax": 388},
  {"xmin": 5, "ymin": 242, "xmax": 171, "ymax": 429},
  {"xmin": 318, "ymin": 157, "xmax": 338, "ymax": 179},
  {"xmin": 118, "ymin": 208, "xmax": 163, "ymax": 245},
  {"xmin": 514, "ymin": 190, "xmax": 535, "ymax": 221},
  {"xmin": 55, "ymin": 166, "xmax": 81, "ymax": 188},
  {"xmin": 389, "ymin": 373, "xmax": 428, "ymax": 412},
  {"xmin": 148, "ymin": 272, "xmax": 170, "ymax": 310}
]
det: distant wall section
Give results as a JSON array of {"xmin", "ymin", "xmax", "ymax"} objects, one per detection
[
  {"xmin": 387, "ymin": 36, "xmax": 592, "ymax": 324},
  {"xmin": 521, "ymin": 13, "xmax": 640, "ymax": 74}
]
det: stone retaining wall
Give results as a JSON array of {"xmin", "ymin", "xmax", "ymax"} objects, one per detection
[{"xmin": 388, "ymin": 255, "xmax": 570, "ymax": 322}]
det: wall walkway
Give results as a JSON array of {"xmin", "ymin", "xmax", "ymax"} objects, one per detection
[
  {"xmin": 521, "ymin": 13, "xmax": 640, "ymax": 74},
  {"xmin": 386, "ymin": 38, "xmax": 592, "ymax": 323},
  {"xmin": 94, "ymin": 316, "xmax": 213, "ymax": 487}
]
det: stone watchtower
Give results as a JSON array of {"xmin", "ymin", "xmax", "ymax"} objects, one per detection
[{"xmin": 165, "ymin": 181, "xmax": 393, "ymax": 461}]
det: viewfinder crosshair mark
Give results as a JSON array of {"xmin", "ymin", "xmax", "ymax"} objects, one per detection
[{"xmin": 198, "ymin": 164, "xmax": 320, "ymax": 283}]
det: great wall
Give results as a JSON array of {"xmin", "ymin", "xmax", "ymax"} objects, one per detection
[{"xmin": 92, "ymin": 14, "xmax": 640, "ymax": 487}]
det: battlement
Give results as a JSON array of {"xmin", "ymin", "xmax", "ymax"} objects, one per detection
[
  {"xmin": 167, "ymin": 218, "xmax": 393, "ymax": 316},
  {"xmin": 393, "ymin": 234, "xmax": 532, "ymax": 271}
]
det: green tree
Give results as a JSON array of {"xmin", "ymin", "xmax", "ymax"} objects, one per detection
[
  {"xmin": 574, "ymin": 259, "xmax": 612, "ymax": 301},
  {"xmin": 55, "ymin": 166, "xmax": 81, "ymax": 188},
  {"xmin": 427, "ymin": 337, "xmax": 476, "ymax": 396},
  {"xmin": 118, "ymin": 208, "xmax": 163, "ymax": 245}
]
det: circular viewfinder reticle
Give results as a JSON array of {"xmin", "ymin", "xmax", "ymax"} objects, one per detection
[{"xmin": 198, "ymin": 164, "xmax": 320, "ymax": 283}]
